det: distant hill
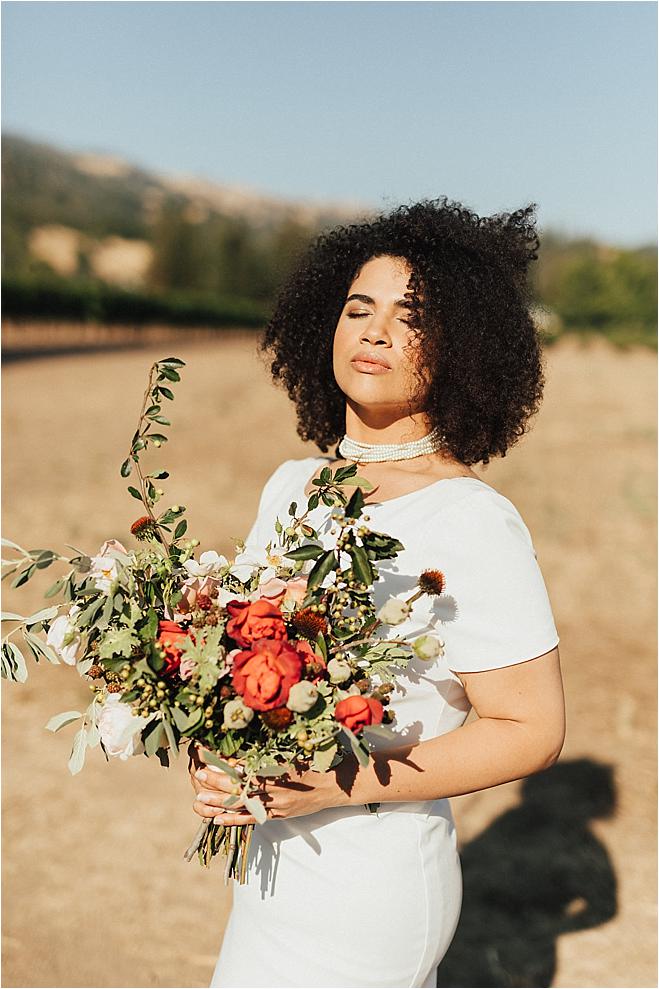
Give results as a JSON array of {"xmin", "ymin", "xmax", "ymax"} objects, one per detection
[{"xmin": 1, "ymin": 132, "xmax": 370, "ymax": 292}]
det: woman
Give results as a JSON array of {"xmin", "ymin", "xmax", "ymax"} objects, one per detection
[{"xmin": 190, "ymin": 197, "xmax": 566, "ymax": 988}]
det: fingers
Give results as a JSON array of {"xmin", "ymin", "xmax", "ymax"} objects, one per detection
[{"xmin": 193, "ymin": 766, "xmax": 241, "ymax": 794}]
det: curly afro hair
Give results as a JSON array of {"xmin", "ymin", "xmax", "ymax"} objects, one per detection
[{"xmin": 258, "ymin": 195, "xmax": 545, "ymax": 466}]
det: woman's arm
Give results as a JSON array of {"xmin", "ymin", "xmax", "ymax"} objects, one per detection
[{"xmin": 191, "ymin": 647, "xmax": 565, "ymax": 823}]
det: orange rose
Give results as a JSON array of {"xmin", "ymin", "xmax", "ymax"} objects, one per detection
[
  {"xmin": 156, "ymin": 619, "xmax": 193, "ymax": 676},
  {"xmin": 291, "ymin": 638, "xmax": 327, "ymax": 681},
  {"xmin": 231, "ymin": 639, "xmax": 303, "ymax": 710},
  {"xmin": 225, "ymin": 598, "xmax": 287, "ymax": 648},
  {"xmin": 334, "ymin": 695, "xmax": 384, "ymax": 735}
]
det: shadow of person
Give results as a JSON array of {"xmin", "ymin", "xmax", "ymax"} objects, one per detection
[{"xmin": 436, "ymin": 759, "xmax": 618, "ymax": 988}]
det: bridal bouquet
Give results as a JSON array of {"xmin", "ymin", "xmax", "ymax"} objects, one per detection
[{"xmin": 1, "ymin": 357, "xmax": 447, "ymax": 885}]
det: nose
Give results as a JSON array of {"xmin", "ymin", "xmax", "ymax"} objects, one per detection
[{"xmin": 359, "ymin": 312, "xmax": 393, "ymax": 347}]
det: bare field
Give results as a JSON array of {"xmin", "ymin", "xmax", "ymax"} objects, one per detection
[{"xmin": 2, "ymin": 334, "xmax": 656, "ymax": 988}]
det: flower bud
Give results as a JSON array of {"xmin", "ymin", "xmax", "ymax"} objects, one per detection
[
  {"xmin": 286, "ymin": 680, "xmax": 319, "ymax": 713},
  {"xmin": 327, "ymin": 657, "xmax": 352, "ymax": 684},
  {"xmin": 222, "ymin": 698, "xmax": 255, "ymax": 730},
  {"xmin": 412, "ymin": 634, "xmax": 445, "ymax": 661},
  {"xmin": 377, "ymin": 597, "xmax": 411, "ymax": 626}
]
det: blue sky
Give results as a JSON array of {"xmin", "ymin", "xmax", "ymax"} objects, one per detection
[{"xmin": 2, "ymin": 1, "xmax": 657, "ymax": 246}]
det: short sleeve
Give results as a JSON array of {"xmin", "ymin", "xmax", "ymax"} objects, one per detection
[{"xmin": 441, "ymin": 490, "xmax": 560, "ymax": 673}]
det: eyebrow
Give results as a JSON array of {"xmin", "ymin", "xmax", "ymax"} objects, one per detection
[{"xmin": 345, "ymin": 293, "xmax": 412, "ymax": 308}]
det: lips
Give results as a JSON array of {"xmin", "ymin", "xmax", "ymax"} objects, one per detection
[{"xmin": 350, "ymin": 351, "xmax": 392, "ymax": 371}]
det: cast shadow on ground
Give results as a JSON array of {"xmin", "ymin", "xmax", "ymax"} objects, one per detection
[{"xmin": 436, "ymin": 758, "xmax": 618, "ymax": 988}]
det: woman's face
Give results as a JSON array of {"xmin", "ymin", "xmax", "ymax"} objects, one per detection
[{"xmin": 332, "ymin": 254, "xmax": 428, "ymax": 423}]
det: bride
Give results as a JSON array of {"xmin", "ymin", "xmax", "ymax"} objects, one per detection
[{"xmin": 189, "ymin": 196, "xmax": 566, "ymax": 988}]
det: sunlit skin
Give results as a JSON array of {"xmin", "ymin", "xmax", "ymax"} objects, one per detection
[{"xmin": 189, "ymin": 256, "xmax": 565, "ymax": 825}]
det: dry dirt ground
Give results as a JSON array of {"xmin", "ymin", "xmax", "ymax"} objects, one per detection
[{"xmin": 1, "ymin": 334, "xmax": 656, "ymax": 988}]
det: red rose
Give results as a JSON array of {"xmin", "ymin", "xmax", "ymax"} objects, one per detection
[
  {"xmin": 231, "ymin": 638, "xmax": 303, "ymax": 710},
  {"xmin": 225, "ymin": 599, "xmax": 287, "ymax": 649},
  {"xmin": 156, "ymin": 619, "xmax": 193, "ymax": 676},
  {"xmin": 334, "ymin": 695, "xmax": 384, "ymax": 735}
]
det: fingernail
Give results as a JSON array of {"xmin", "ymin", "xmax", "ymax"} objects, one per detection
[
  {"xmin": 213, "ymin": 815, "xmax": 225, "ymax": 824},
  {"xmin": 195, "ymin": 770, "xmax": 207, "ymax": 781},
  {"xmin": 196, "ymin": 792, "xmax": 213, "ymax": 803}
]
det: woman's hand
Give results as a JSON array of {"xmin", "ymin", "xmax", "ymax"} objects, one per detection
[{"xmin": 187, "ymin": 744, "xmax": 340, "ymax": 826}]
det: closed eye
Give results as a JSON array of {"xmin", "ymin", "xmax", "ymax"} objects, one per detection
[{"xmin": 347, "ymin": 312, "xmax": 410, "ymax": 325}]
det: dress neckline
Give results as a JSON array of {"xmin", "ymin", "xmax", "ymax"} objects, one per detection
[{"xmin": 297, "ymin": 457, "xmax": 498, "ymax": 510}]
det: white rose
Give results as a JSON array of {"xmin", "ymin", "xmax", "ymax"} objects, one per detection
[
  {"xmin": 286, "ymin": 680, "xmax": 319, "ymax": 713},
  {"xmin": 97, "ymin": 695, "xmax": 145, "ymax": 760},
  {"xmin": 229, "ymin": 542, "xmax": 288, "ymax": 585},
  {"xmin": 46, "ymin": 604, "xmax": 83, "ymax": 665},
  {"xmin": 183, "ymin": 550, "xmax": 228, "ymax": 578},
  {"xmin": 222, "ymin": 698, "xmax": 255, "ymax": 730},
  {"xmin": 377, "ymin": 597, "xmax": 411, "ymax": 626},
  {"xmin": 89, "ymin": 539, "xmax": 127, "ymax": 594},
  {"xmin": 412, "ymin": 634, "xmax": 445, "ymax": 661},
  {"xmin": 327, "ymin": 657, "xmax": 352, "ymax": 684}
]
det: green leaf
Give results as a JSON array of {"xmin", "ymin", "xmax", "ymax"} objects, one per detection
[
  {"xmin": 44, "ymin": 577, "xmax": 66, "ymax": 599},
  {"xmin": 150, "ymin": 470, "xmax": 170, "ymax": 480},
  {"xmin": 147, "ymin": 433, "xmax": 168, "ymax": 444},
  {"xmin": 171, "ymin": 706, "xmax": 203, "ymax": 734},
  {"xmin": 127, "ymin": 486, "xmax": 143, "ymax": 501},
  {"xmin": 174, "ymin": 520, "xmax": 187, "ymax": 540},
  {"xmin": 96, "ymin": 593, "xmax": 115, "ymax": 631},
  {"xmin": 120, "ymin": 458, "xmax": 133, "ymax": 478},
  {"xmin": 151, "ymin": 415, "xmax": 171, "ymax": 426},
  {"xmin": 98, "ymin": 626, "xmax": 140, "ymax": 660},
  {"xmin": 315, "ymin": 630, "xmax": 328, "ymax": 661},
  {"xmin": 283, "ymin": 544, "xmax": 324, "ymax": 561},
  {"xmin": 138, "ymin": 607, "xmax": 158, "ymax": 643},
  {"xmin": 11, "ymin": 565, "xmax": 35, "ymax": 589},
  {"xmin": 340, "ymin": 725, "xmax": 370, "ymax": 766},
  {"xmin": 332, "ymin": 464, "xmax": 358, "ymax": 483},
  {"xmin": 1, "ymin": 641, "xmax": 28, "ymax": 683},
  {"xmin": 308, "ymin": 493, "xmax": 319, "ymax": 510},
  {"xmin": 345, "ymin": 485, "xmax": 365, "ymax": 519},
  {"xmin": 306, "ymin": 549, "xmax": 336, "ymax": 591},
  {"xmin": 45, "ymin": 710, "xmax": 83, "ymax": 732},
  {"xmin": 349, "ymin": 546, "xmax": 374, "ymax": 587},
  {"xmin": 312, "ymin": 741, "xmax": 338, "ymax": 772},
  {"xmin": 143, "ymin": 719, "xmax": 167, "ymax": 757},
  {"xmin": 159, "ymin": 367, "xmax": 180, "ymax": 382},
  {"xmin": 161, "ymin": 714, "xmax": 179, "ymax": 754},
  {"xmin": 68, "ymin": 726, "xmax": 88, "ymax": 775},
  {"xmin": 159, "ymin": 357, "xmax": 186, "ymax": 367},
  {"xmin": 341, "ymin": 473, "xmax": 375, "ymax": 491}
]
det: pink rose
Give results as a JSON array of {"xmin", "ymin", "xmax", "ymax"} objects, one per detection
[
  {"xmin": 177, "ymin": 575, "xmax": 220, "ymax": 614},
  {"xmin": 258, "ymin": 577, "xmax": 288, "ymax": 606}
]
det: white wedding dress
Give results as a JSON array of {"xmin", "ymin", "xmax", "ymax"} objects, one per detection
[{"xmin": 210, "ymin": 457, "xmax": 560, "ymax": 989}]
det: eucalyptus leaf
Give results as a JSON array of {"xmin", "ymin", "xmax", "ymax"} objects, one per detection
[
  {"xmin": 45, "ymin": 710, "xmax": 83, "ymax": 732},
  {"xmin": 243, "ymin": 793, "xmax": 268, "ymax": 824},
  {"xmin": 340, "ymin": 725, "xmax": 370, "ymax": 767},
  {"xmin": 24, "ymin": 631, "xmax": 61, "ymax": 665},
  {"xmin": 199, "ymin": 749, "xmax": 242, "ymax": 780},
  {"xmin": 68, "ymin": 726, "xmax": 88, "ymax": 775},
  {"xmin": 1, "ymin": 641, "xmax": 28, "ymax": 683}
]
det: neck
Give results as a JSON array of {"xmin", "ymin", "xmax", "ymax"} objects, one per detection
[{"xmin": 343, "ymin": 408, "xmax": 432, "ymax": 445}]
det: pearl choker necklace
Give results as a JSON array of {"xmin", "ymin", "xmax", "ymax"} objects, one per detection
[{"xmin": 338, "ymin": 426, "xmax": 447, "ymax": 463}]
